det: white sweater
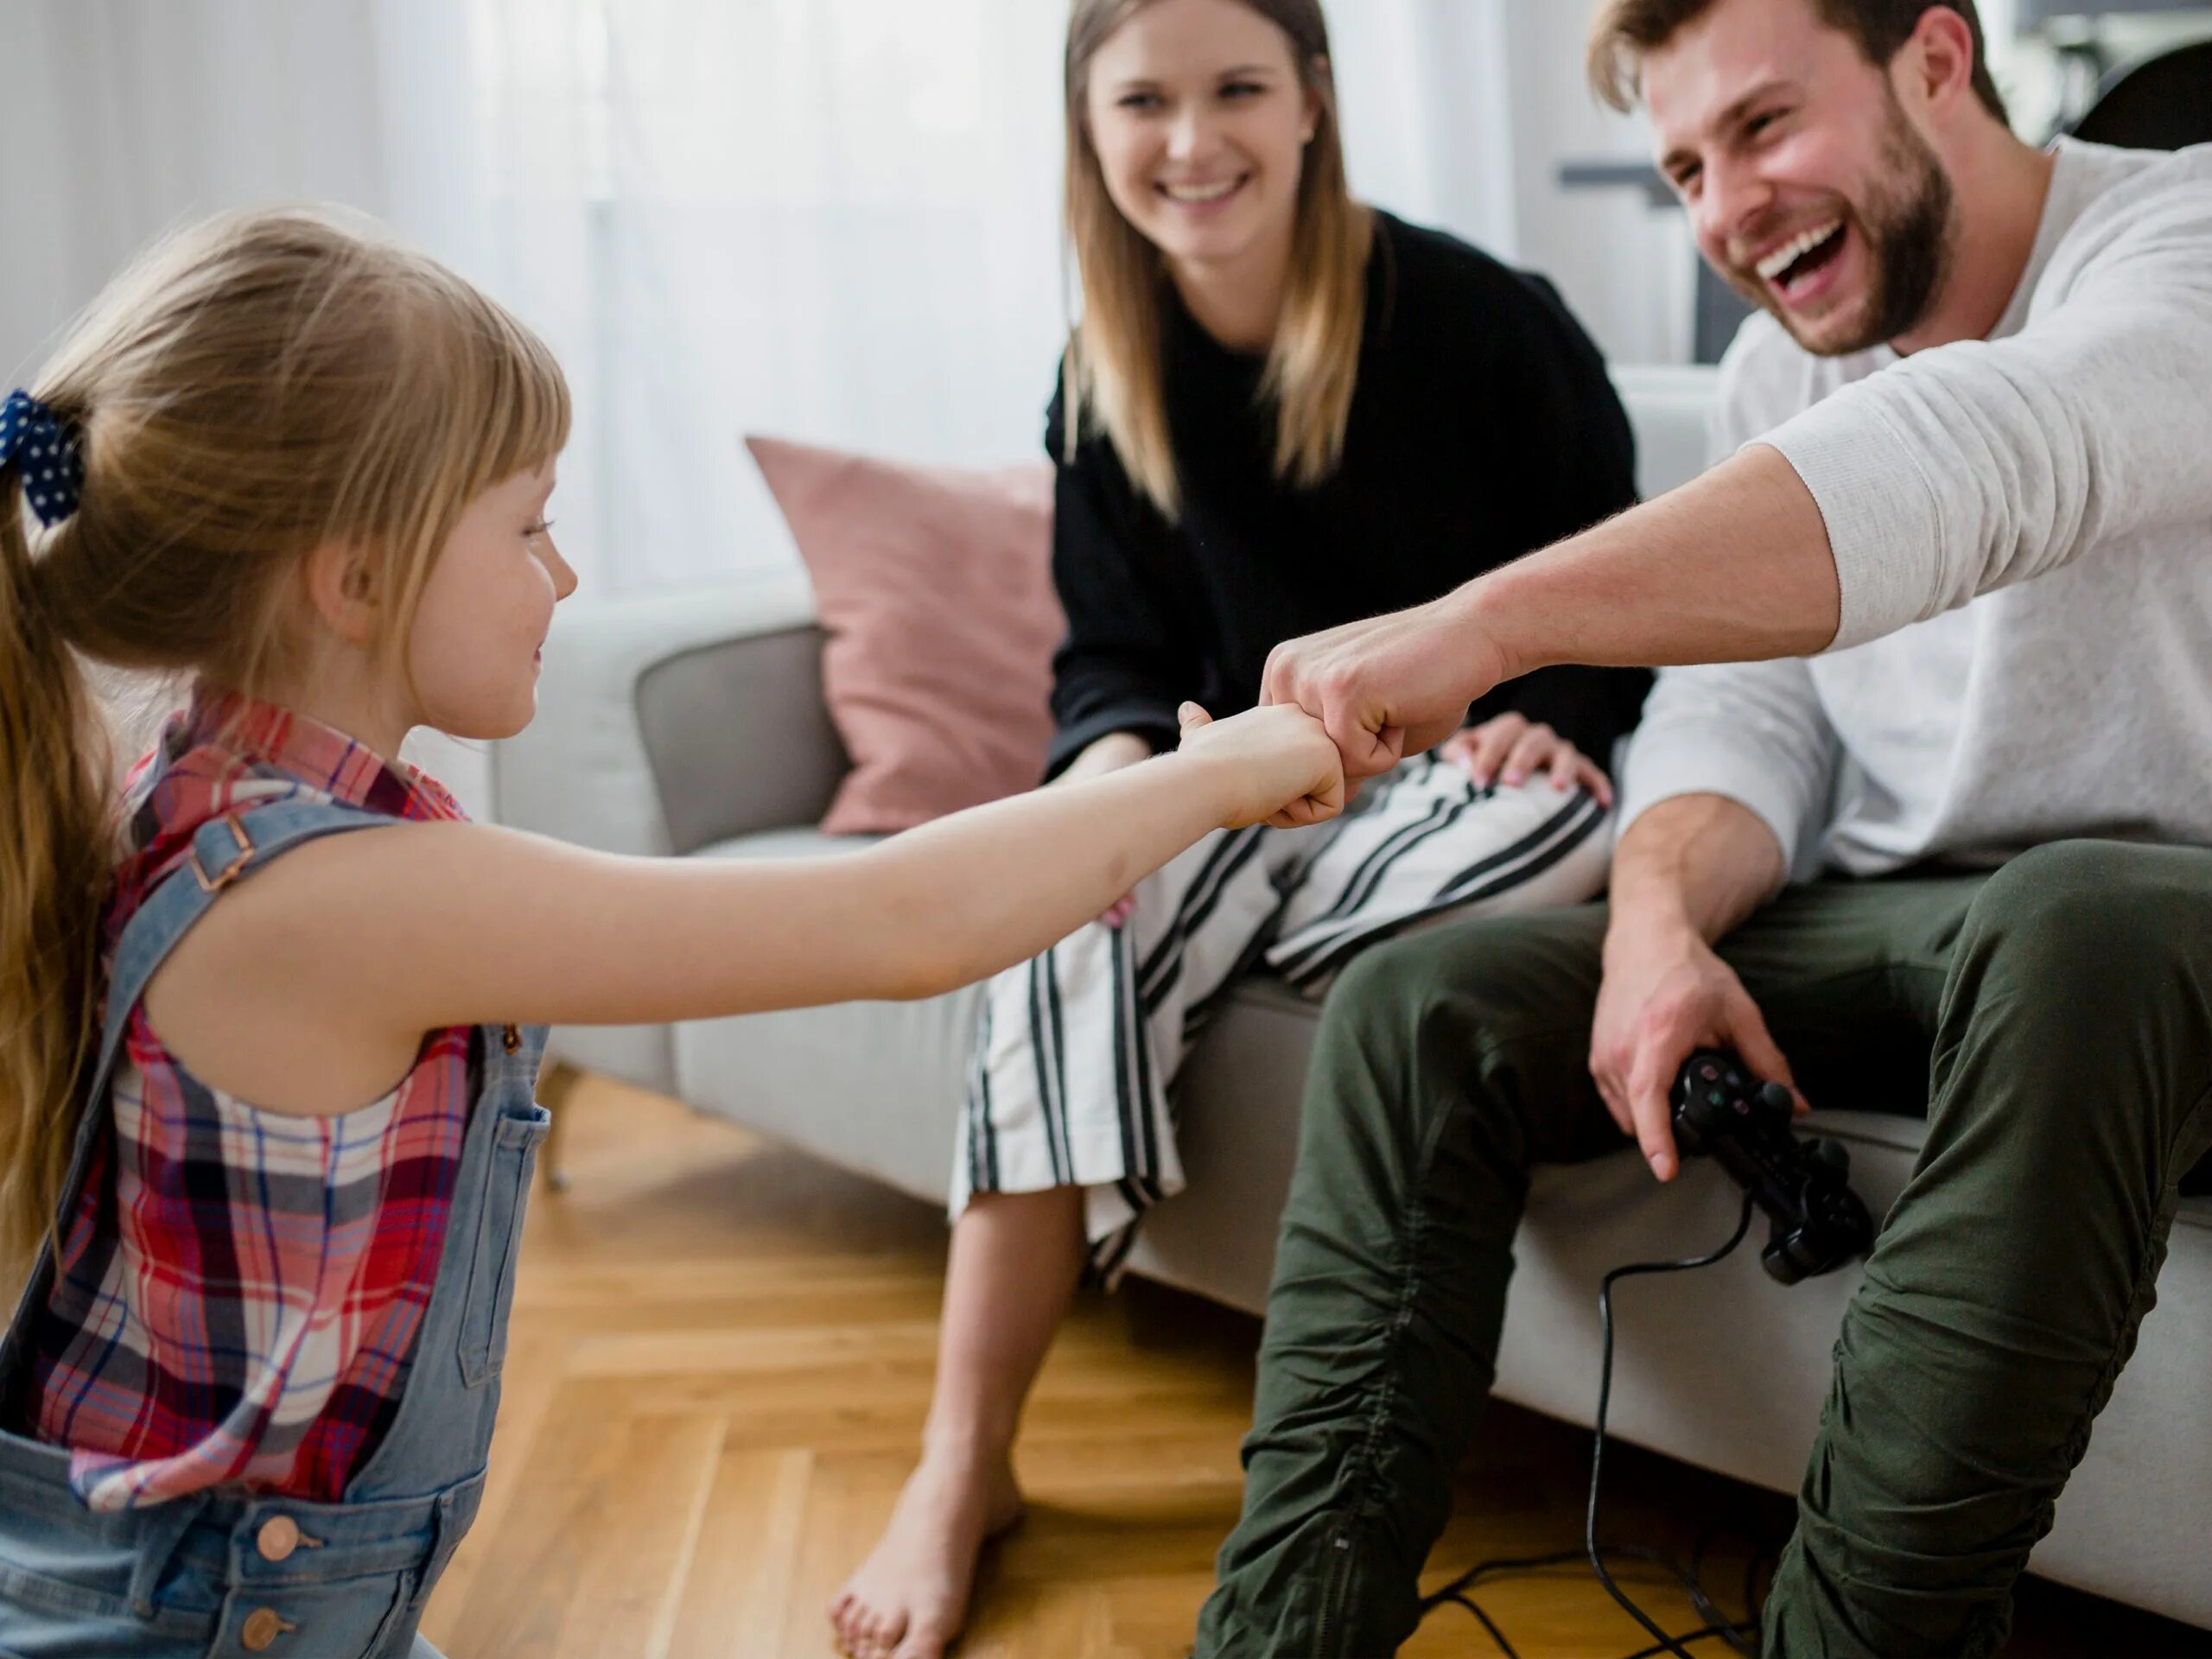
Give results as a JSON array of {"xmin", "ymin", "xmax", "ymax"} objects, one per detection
[{"xmin": 1619, "ymin": 139, "xmax": 2212, "ymax": 880}]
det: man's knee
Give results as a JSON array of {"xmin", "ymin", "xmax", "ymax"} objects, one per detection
[{"xmin": 1960, "ymin": 840, "xmax": 2208, "ymax": 1001}]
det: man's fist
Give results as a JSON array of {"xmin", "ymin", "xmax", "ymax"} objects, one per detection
[{"xmin": 1260, "ymin": 588, "xmax": 1512, "ymax": 797}]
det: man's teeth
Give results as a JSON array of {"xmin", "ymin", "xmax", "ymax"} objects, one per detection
[
  {"xmin": 1757, "ymin": 220, "xmax": 1842, "ymax": 283},
  {"xmin": 1162, "ymin": 178, "xmax": 1240, "ymax": 204}
]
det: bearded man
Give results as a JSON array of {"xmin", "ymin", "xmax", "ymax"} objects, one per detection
[{"xmin": 1194, "ymin": 1, "xmax": 2212, "ymax": 1653}]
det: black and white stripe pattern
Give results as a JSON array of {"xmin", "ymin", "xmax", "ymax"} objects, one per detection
[
  {"xmin": 1265, "ymin": 758, "xmax": 1611, "ymax": 990},
  {"xmin": 950, "ymin": 760, "xmax": 1613, "ymax": 1268}
]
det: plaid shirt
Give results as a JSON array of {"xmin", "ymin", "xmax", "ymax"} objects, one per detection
[{"xmin": 27, "ymin": 690, "xmax": 477, "ymax": 1511}]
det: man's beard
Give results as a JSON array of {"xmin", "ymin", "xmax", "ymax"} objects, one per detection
[{"xmin": 1730, "ymin": 99, "xmax": 1955, "ymax": 356}]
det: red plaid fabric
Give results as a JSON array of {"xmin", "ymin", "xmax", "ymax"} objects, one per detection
[{"xmin": 25, "ymin": 690, "xmax": 476, "ymax": 1511}]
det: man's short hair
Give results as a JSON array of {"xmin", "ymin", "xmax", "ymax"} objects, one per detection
[{"xmin": 1588, "ymin": 0, "xmax": 2010, "ymax": 124}]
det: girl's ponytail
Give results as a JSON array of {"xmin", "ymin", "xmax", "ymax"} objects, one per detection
[{"xmin": 0, "ymin": 430, "xmax": 110, "ymax": 1288}]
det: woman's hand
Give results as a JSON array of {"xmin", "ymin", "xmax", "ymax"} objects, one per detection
[
  {"xmin": 1175, "ymin": 702, "xmax": 1345, "ymax": 830},
  {"xmin": 1440, "ymin": 714, "xmax": 1613, "ymax": 807}
]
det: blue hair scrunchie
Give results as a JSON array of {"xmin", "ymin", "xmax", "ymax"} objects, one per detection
[{"xmin": 0, "ymin": 389, "xmax": 86, "ymax": 527}]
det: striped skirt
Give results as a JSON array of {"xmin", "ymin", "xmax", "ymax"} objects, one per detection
[{"xmin": 950, "ymin": 755, "xmax": 1613, "ymax": 1268}]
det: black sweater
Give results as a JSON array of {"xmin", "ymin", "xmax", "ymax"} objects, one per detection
[{"xmin": 1045, "ymin": 210, "xmax": 1649, "ymax": 779}]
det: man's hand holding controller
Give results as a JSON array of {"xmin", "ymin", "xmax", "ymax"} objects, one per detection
[{"xmin": 1591, "ymin": 916, "xmax": 1808, "ymax": 1183}]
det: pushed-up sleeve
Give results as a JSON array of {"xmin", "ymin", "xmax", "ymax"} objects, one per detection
[{"xmin": 1758, "ymin": 154, "xmax": 2212, "ymax": 651}]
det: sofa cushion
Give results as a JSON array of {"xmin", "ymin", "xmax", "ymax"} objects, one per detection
[{"xmin": 747, "ymin": 435, "xmax": 1062, "ymax": 836}]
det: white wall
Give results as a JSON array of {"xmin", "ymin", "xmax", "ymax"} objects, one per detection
[
  {"xmin": 1501, "ymin": 1, "xmax": 1701, "ymax": 364},
  {"xmin": 0, "ymin": 3, "xmax": 478, "ymax": 384},
  {"xmin": 1333, "ymin": 0, "xmax": 1699, "ymax": 364}
]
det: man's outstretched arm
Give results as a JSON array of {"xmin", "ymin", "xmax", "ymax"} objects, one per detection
[
  {"xmin": 1476, "ymin": 442, "xmax": 1843, "ymax": 674},
  {"xmin": 1264, "ymin": 158, "xmax": 2212, "ymax": 787},
  {"xmin": 1260, "ymin": 442, "xmax": 1840, "ymax": 787}
]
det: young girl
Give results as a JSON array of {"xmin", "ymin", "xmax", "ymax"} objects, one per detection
[
  {"xmin": 835, "ymin": 2, "xmax": 1649, "ymax": 1655},
  {"xmin": 0, "ymin": 208, "xmax": 1340, "ymax": 1659}
]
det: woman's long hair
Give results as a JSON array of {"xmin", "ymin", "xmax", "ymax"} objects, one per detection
[
  {"xmin": 0, "ymin": 208, "xmax": 569, "ymax": 1285},
  {"xmin": 1063, "ymin": 0, "xmax": 1372, "ymax": 518}
]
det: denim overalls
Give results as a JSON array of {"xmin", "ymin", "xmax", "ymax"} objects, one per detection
[{"xmin": 0, "ymin": 801, "xmax": 551, "ymax": 1658}]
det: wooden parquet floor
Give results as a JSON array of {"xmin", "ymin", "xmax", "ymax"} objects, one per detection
[{"xmin": 420, "ymin": 1073, "xmax": 2212, "ymax": 1659}]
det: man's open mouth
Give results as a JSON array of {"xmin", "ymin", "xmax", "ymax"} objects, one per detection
[{"xmin": 1756, "ymin": 219, "xmax": 1847, "ymax": 297}]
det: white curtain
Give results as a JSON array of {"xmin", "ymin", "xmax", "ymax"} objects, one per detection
[
  {"xmin": 455, "ymin": 0, "xmax": 1573, "ymax": 598},
  {"xmin": 3, "ymin": 0, "xmax": 1683, "ymax": 604},
  {"xmin": 457, "ymin": 0, "xmax": 1072, "ymax": 595},
  {"xmin": 2, "ymin": 3, "xmax": 402, "ymax": 379},
  {"xmin": 5, "ymin": 0, "xmax": 2049, "ymax": 603}
]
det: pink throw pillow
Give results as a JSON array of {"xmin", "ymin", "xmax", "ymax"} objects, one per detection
[{"xmin": 747, "ymin": 435, "xmax": 1063, "ymax": 836}]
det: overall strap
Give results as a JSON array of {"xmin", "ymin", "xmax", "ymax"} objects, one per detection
[
  {"xmin": 78, "ymin": 799, "xmax": 400, "ymax": 1166},
  {"xmin": 4, "ymin": 797, "xmax": 401, "ymax": 1351}
]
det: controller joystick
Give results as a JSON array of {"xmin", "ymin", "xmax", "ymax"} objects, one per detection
[{"xmin": 1669, "ymin": 1049, "xmax": 1874, "ymax": 1284}]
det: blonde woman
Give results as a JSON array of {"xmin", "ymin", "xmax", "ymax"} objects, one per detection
[{"xmin": 831, "ymin": 3, "xmax": 1649, "ymax": 1656}]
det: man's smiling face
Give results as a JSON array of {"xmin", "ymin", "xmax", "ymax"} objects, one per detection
[{"xmin": 1646, "ymin": 0, "xmax": 1956, "ymax": 356}]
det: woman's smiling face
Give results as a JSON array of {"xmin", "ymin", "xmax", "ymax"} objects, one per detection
[{"xmin": 1084, "ymin": 0, "xmax": 1319, "ymax": 278}]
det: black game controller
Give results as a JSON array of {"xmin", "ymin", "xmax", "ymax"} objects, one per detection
[{"xmin": 1670, "ymin": 1049, "xmax": 1874, "ymax": 1285}]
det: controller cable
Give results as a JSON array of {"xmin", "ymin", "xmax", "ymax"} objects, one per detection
[{"xmin": 1420, "ymin": 1192, "xmax": 1768, "ymax": 1659}]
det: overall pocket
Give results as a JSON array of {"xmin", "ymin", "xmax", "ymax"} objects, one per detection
[
  {"xmin": 457, "ymin": 1103, "xmax": 551, "ymax": 1388},
  {"xmin": 0, "ymin": 1560, "xmax": 215, "ymax": 1656},
  {"xmin": 0, "ymin": 1463, "xmax": 213, "ymax": 1652}
]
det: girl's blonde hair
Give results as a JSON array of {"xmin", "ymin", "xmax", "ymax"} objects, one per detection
[
  {"xmin": 1062, "ymin": 0, "xmax": 1373, "ymax": 518},
  {"xmin": 0, "ymin": 208, "xmax": 569, "ymax": 1282}
]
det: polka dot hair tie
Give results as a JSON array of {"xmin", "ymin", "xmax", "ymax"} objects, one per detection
[{"xmin": 0, "ymin": 390, "xmax": 86, "ymax": 527}]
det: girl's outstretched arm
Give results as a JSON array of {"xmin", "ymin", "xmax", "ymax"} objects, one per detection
[{"xmin": 144, "ymin": 704, "xmax": 1341, "ymax": 1113}]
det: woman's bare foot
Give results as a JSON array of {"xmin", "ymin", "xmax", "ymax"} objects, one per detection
[{"xmin": 829, "ymin": 1444, "xmax": 1025, "ymax": 1659}]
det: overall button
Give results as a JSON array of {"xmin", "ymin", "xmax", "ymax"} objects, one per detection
[
  {"xmin": 240, "ymin": 1606, "xmax": 296, "ymax": 1650},
  {"xmin": 256, "ymin": 1515, "xmax": 301, "ymax": 1562}
]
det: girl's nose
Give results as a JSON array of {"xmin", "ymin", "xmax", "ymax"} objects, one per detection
[{"xmin": 543, "ymin": 539, "xmax": 579, "ymax": 601}]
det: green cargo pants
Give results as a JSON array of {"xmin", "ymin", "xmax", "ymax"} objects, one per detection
[{"xmin": 1194, "ymin": 839, "xmax": 2212, "ymax": 1658}]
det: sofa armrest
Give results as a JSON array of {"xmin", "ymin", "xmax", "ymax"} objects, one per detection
[{"xmin": 489, "ymin": 571, "xmax": 847, "ymax": 857}]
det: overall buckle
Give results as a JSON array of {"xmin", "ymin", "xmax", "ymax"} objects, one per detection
[{"xmin": 190, "ymin": 813, "xmax": 257, "ymax": 893}]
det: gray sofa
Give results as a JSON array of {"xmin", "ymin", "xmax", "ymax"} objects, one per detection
[{"xmin": 488, "ymin": 366, "xmax": 2212, "ymax": 1630}]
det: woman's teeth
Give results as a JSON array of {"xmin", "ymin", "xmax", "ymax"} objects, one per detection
[
  {"xmin": 1161, "ymin": 178, "xmax": 1242, "ymax": 204},
  {"xmin": 1758, "ymin": 219, "xmax": 1843, "ymax": 284}
]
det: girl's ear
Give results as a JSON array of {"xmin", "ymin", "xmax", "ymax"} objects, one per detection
[{"xmin": 301, "ymin": 541, "xmax": 382, "ymax": 647}]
